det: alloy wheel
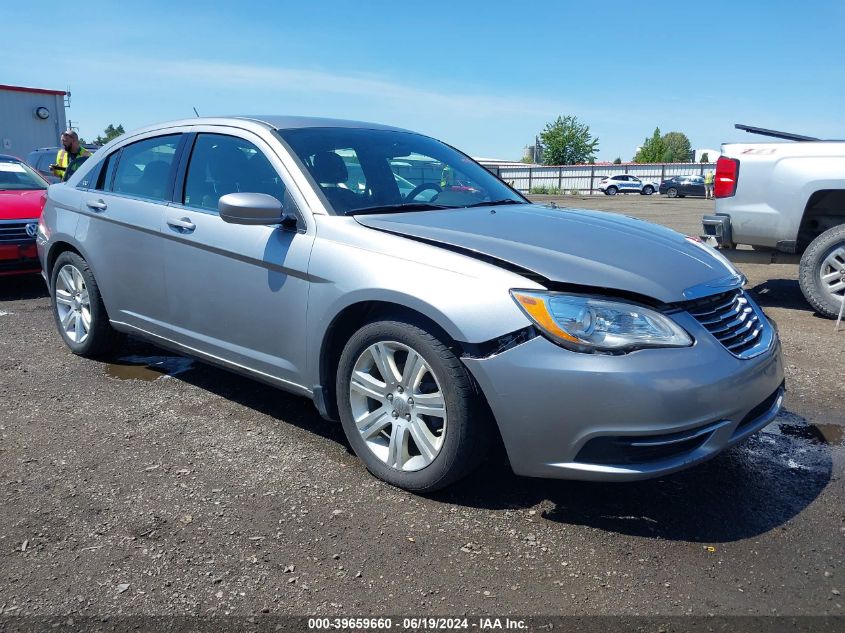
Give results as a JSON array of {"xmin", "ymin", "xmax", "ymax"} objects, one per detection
[
  {"xmin": 348, "ymin": 341, "xmax": 447, "ymax": 472},
  {"xmin": 54, "ymin": 264, "xmax": 91, "ymax": 344},
  {"xmin": 819, "ymin": 245, "xmax": 845, "ymax": 304}
]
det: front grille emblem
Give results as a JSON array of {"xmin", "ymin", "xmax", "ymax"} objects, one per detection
[{"xmin": 25, "ymin": 222, "xmax": 38, "ymax": 238}]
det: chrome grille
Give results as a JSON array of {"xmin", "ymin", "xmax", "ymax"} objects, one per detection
[
  {"xmin": 0, "ymin": 220, "xmax": 35, "ymax": 243},
  {"xmin": 684, "ymin": 289, "xmax": 768, "ymax": 357}
]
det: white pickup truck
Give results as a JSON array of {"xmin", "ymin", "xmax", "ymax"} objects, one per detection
[{"xmin": 702, "ymin": 125, "xmax": 845, "ymax": 318}]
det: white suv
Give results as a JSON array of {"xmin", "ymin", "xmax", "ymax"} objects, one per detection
[{"xmin": 598, "ymin": 175, "xmax": 657, "ymax": 196}]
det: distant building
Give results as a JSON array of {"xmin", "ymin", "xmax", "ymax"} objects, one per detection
[{"xmin": 0, "ymin": 84, "xmax": 68, "ymax": 158}]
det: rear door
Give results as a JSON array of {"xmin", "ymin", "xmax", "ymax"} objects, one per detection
[
  {"xmin": 77, "ymin": 131, "xmax": 187, "ymax": 335},
  {"xmin": 160, "ymin": 128, "xmax": 315, "ymax": 386}
]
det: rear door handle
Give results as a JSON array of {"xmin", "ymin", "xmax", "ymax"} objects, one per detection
[
  {"xmin": 167, "ymin": 217, "xmax": 196, "ymax": 233},
  {"xmin": 86, "ymin": 199, "xmax": 107, "ymax": 212}
]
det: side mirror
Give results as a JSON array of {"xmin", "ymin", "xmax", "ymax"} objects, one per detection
[{"xmin": 219, "ymin": 192, "xmax": 295, "ymax": 226}]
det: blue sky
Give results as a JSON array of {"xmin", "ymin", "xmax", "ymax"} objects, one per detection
[{"xmin": 2, "ymin": 0, "xmax": 844, "ymax": 160}]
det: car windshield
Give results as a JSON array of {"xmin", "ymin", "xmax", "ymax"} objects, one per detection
[
  {"xmin": 277, "ymin": 127, "xmax": 525, "ymax": 215},
  {"xmin": 0, "ymin": 159, "xmax": 48, "ymax": 191}
]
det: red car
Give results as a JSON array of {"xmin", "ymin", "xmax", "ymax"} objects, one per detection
[{"xmin": 0, "ymin": 154, "xmax": 48, "ymax": 276}]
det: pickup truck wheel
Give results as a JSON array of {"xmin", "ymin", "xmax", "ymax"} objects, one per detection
[
  {"xmin": 667, "ymin": 187, "xmax": 678, "ymax": 198},
  {"xmin": 642, "ymin": 185, "xmax": 654, "ymax": 195},
  {"xmin": 799, "ymin": 225, "xmax": 845, "ymax": 318},
  {"xmin": 50, "ymin": 251, "xmax": 121, "ymax": 357},
  {"xmin": 606, "ymin": 186, "xmax": 618, "ymax": 196},
  {"xmin": 336, "ymin": 319, "xmax": 489, "ymax": 492}
]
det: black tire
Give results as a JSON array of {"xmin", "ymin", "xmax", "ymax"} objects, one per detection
[
  {"xmin": 336, "ymin": 318, "xmax": 489, "ymax": 492},
  {"xmin": 667, "ymin": 187, "xmax": 678, "ymax": 198},
  {"xmin": 606, "ymin": 186, "xmax": 618, "ymax": 196},
  {"xmin": 642, "ymin": 185, "xmax": 654, "ymax": 195},
  {"xmin": 50, "ymin": 251, "xmax": 121, "ymax": 357},
  {"xmin": 798, "ymin": 225, "xmax": 845, "ymax": 318}
]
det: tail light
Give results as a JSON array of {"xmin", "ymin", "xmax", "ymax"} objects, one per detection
[{"xmin": 714, "ymin": 157, "xmax": 739, "ymax": 198}]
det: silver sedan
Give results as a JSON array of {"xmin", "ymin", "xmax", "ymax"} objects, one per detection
[{"xmin": 37, "ymin": 116, "xmax": 784, "ymax": 492}]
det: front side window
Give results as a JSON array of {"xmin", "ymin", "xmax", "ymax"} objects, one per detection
[
  {"xmin": 0, "ymin": 159, "xmax": 48, "ymax": 191},
  {"xmin": 183, "ymin": 134, "xmax": 286, "ymax": 213},
  {"xmin": 112, "ymin": 135, "xmax": 181, "ymax": 201},
  {"xmin": 278, "ymin": 127, "xmax": 524, "ymax": 215}
]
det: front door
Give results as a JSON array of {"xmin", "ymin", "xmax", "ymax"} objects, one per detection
[{"xmin": 160, "ymin": 130, "xmax": 314, "ymax": 387}]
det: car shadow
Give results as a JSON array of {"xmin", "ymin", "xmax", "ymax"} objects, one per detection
[
  {"xmin": 434, "ymin": 417, "xmax": 833, "ymax": 543},
  {"xmin": 101, "ymin": 338, "xmax": 834, "ymax": 545},
  {"xmin": 0, "ymin": 274, "xmax": 48, "ymax": 301},
  {"xmin": 747, "ymin": 278, "xmax": 813, "ymax": 313}
]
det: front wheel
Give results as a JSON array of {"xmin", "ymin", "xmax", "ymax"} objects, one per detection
[
  {"xmin": 606, "ymin": 186, "xmax": 618, "ymax": 196},
  {"xmin": 336, "ymin": 319, "xmax": 489, "ymax": 492},
  {"xmin": 666, "ymin": 187, "xmax": 678, "ymax": 198},
  {"xmin": 799, "ymin": 225, "xmax": 845, "ymax": 318},
  {"xmin": 50, "ymin": 251, "xmax": 120, "ymax": 357},
  {"xmin": 642, "ymin": 185, "xmax": 654, "ymax": 195}
]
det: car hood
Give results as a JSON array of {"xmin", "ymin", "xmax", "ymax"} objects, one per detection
[
  {"xmin": 0, "ymin": 189, "xmax": 46, "ymax": 220},
  {"xmin": 353, "ymin": 204, "xmax": 738, "ymax": 303}
]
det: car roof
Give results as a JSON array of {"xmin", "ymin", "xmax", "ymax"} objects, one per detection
[
  {"xmin": 0, "ymin": 154, "xmax": 23, "ymax": 162},
  {"xmin": 127, "ymin": 115, "xmax": 413, "ymax": 136}
]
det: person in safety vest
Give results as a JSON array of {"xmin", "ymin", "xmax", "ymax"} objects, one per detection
[
  {"xmin": 51, "ymin": 131, "xmax": 92, "ymax": 182},
  {"xmin": 440, "ymin": 164, "xmax": 454, "ymax": 190},
  {"xmin": 704, "ymin": 170, "xmax": 715, "ymax": 200}
]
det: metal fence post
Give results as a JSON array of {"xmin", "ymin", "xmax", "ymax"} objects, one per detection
[
  {"xmin": 661, "ymin": 164, "xmax": 665, "ymax": 183},
  {"xmin": 528, "ymin": 167, "xmax": 533, "ymax": 192},
  {"xmin": 558, "ymin": 167, "xmax": 562, "ymax": 192},
  {"xmin": 589, "ymin": 165, "xmax": 595, "ymax": 195}
]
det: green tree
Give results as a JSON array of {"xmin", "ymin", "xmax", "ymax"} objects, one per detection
[
  {"xmin": 612, "ymin": 157, "xmax": 622, "ymax": 164},
  {"xmin": 662, "ymin": 131, "xmax": 693, "ymax": 162},
  {"xmin": 94, "ymin": 124, "xmax": 125, "ymax": 146},
  {"xmin": 538, "ymin": 115, "xmax": 599, "ymax": 165},
  {"xmin": 633, "ymin": 127, "xmax": 665, "ymax": 163},
  {"xmin": 634, "ymin": 128, "xmax": 693, "ymax": 163},
  {"xmin": 700, "ymin": 152, "xmax": 710, "ymax": 163}
]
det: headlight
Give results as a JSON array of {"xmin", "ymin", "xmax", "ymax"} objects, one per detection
[{"xmin": 511, "ymin": 290, "xmax": 692, "ymax": 353}]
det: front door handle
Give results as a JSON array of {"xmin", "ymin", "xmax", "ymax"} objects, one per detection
[
  {"xmin": 167, "ymin": 217, "xmax": 196, "ymax": 233},
  {"xmin": 86, "ymin": 199, "xmax": 107, "ymax": 212}
]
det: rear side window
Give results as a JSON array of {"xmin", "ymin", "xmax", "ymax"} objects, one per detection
[
  {"xmin": 183, "ymin": 134, "xmax": 286, "ymax": 213},
  {"xmin": 112, "ymin": 135, "xmax": 181, "ymax": 201}
]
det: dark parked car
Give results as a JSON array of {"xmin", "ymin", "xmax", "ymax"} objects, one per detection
[{"xmin": 660, "ymin": 175, "xmax": 705, "ymax": 198}]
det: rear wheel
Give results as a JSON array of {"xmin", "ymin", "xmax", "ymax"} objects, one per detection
[
  {"xmin": 642, "ymin": 185, "xmax": 654, "ymax": 195},
  {"xmin": 667, "ymin": 187, "xmax": 678, "ymax": 198},
  {"xmin": 799, "ymin": 225, "xmax": 845, "ymax": 318},
  {"xmin": 336, "ymin": 319, "xmax": 489, "ymax": 492},
  {"xmin": 606, "ymin": 186, "xmax": 618, "ymax": 196},
  {"xmin": 50, "ymin": 251, "xmax": 120, "ymax": 357}
]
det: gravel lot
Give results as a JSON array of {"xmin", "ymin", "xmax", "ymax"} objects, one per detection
[{"xmin": 0, "ymin": 195, "xmax": 842, "ymax": 620}]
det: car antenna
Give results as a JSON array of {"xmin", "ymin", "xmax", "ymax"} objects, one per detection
[{"xmin": 193, "ymin": 107, "xmax": 200, "ymax": 117}]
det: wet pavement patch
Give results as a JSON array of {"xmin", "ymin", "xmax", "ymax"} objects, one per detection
[
  {"xmin": 779, "ymin": 422, "xmax": 844, "ymax": 446},
  {"xmin": 105, "ymin": 355, "xmax": 195, "ymax": 381}
]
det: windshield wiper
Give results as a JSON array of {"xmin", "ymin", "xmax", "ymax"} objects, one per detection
[
  {"xmin": 349, "ymin": 203, "xmax": 449, "ymax": 215},
  {"xmin": 463, "ymin": 199, "xmax": 526, "ymax": 208}
]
